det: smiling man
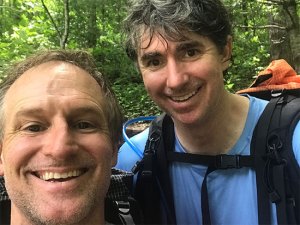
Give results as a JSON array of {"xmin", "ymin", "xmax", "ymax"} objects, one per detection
[
  {"xmin": 116, "ymin": 0, "xmax": 300, "ymax": 225},
  {"xmin": 0, "ymin": 50, "xmax": 126, "ymax": 225}
]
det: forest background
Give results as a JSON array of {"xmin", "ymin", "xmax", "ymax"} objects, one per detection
[{"xmin": 0, "ymin": 0, "xmax": 300, "ymax": 120}]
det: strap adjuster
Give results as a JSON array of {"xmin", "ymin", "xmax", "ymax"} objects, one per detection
[{"xmin": 215, "ymin": 155, "xmax": 241, "ymax": 169}]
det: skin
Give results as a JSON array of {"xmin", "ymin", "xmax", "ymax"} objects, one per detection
[
  {"xmin": 0, "ymin": 61, "xmax": 117, "ymax": 225},
  {"xmin": 138, "ymin": 31, "xmax": 250, "ymax": 155}
]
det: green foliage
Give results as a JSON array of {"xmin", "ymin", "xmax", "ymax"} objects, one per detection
[
  {"xmin": 227, "ymin": 31, "xmax": 270, "ymax": 92},
  {"xmin": 224, "ymin": 0, "xmax": 271, "ymax": 92},
  {"xmin": 0, "ymin": 0, "xmax": 55, "ymax": 75},
  {"xmin": 113, "ymin": 83, "xmax": 161, "ymax": 119},
  {"xmin": 1, "ymin": 0, "xmax": 298, "ymax": 119}
]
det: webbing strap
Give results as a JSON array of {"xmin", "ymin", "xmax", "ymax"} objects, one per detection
[
  {"xmin": 167, "ymin": 152, "xmax": 254, "ymax": 169},
  {"xmin": 272, "ymin": 164, "xmax": 288, "ymax": 224},
  {"xmin": 201, "ymin": 167, "xmax": 215, "ymax": 225},
  {"xmin": 167, "ymin": 152, "xmax": 255, "ymax": 225}
]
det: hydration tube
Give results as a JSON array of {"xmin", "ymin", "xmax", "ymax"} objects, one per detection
[{"xmin": 122, "ymin": 116, "xmax": 156, "ymax": 158}]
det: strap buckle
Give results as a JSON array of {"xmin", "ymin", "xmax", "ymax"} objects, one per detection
[
  {"xmin": 115, "ymin": 201, "xmax": 130, "ymax": 214},
  {"xmin": 215, "ymin": 154, "xmax": 241, "ymax": 169}
]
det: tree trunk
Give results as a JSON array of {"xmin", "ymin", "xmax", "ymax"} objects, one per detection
[
  {"xmin": 285, "ymin": 0, "xmax": 300, "ymax": 73},
  {"xmin": 60, "ymin": 0, "xmax": 70, "ymax": 49},
  {"xmin": 269, "ymin": 0, "xmax": 300, "ymax": 73},
  {"xmin": 41, "ymin": 0, "xmax": 70, "ymax": 49},
  {"xmin": 87, "ymin": 0, "xmax": 97, "ymax": 48}
]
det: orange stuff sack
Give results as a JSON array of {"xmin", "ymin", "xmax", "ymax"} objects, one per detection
[{"xmin": 237, "ymin": 59, "xmax": 300, "ymax": 100}]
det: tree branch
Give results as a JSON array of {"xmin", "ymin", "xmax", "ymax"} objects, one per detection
[
  {"xmin": 261, "ymin": 0, "xmax": 285, "ymax": 5},
  {"xmin": 60, "ymin": 0, "xmax": 70, "ymax": 49},
  {"xmin": 40, "ymin": 0, "xmax": 61, "ymax": 37},
  {"xmin": 235, "ymin": 24, "xmax": 287, "ymax": 30}
]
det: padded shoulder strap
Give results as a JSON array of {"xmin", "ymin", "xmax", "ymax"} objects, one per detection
[
  {"xmin": 106, "ymin": 169, "xmax": 142, "ymax": 225},
  {"xmin": 251, "ymin": 94, "xmax": 300, "ymax": 225},
  {"xmin": 134, "ymin": 113, "xmax": 176, "ymax": 224},
  {"xmin": 156, "ymin": 114, "xmax": 177, "ymax": 224},
  {"xmin": 0, "ymin": 176, "xmax": 11, "ymax": 225}
]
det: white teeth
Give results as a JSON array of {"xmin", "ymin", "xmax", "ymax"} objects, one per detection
[
  {"xmin": 40, "ymin": 170, "xmax": 81, "ymax": 181},
  {"xmin": 171, "ymin": 89, "xmax": 198, "ymax": 102}
]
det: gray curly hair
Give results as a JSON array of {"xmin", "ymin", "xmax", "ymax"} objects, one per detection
[{"xmin": 123, "ymin": 0, "xmax": 232, "ymax": 61}]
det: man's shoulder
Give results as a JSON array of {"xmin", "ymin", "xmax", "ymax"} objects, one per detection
[{"xmin": 248, "ymin": 95, "xmax": 268, "ymax": 108}]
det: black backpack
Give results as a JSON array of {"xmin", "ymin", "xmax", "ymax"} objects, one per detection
[{"xmin": 132, "ymin": 60, "xmax": 300, "ymax": 225}]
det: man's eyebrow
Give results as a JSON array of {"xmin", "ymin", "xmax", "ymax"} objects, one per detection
[
  {"xmin": 140, "ymin": 51, "xmax": 162, "ymax": 62},
  {"xmin": 15, "ymin": 108, "xmax": 46, "ymax": 118},
  {"xmin": 69, "ymin": 106, "xmax": 104, "ymax": 117},
  {"xmin": 176, "ymin": 41, "xmax": 203, "ymax": 51}
]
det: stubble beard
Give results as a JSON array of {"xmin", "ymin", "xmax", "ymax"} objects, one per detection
[{"xmin": 7, "ymin": 177, "xmax": 109, "ymax": 225}]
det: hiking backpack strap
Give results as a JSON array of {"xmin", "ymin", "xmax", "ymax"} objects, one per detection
[
  {"xmin": 133, "ymin": 113, "xmax": 177, "ymax": 224},
  {"xmin": 0, "ymin": 176, "xmax": 10, "ymax": 225},
  {"xmin": 106, "ymin": 168, "xmax": 143, "ymax": 225},
  {"xmin": 251, "ymin": 93, "xmax": 300, "ymax": 225}
]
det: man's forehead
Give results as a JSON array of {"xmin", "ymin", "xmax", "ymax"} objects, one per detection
[
  {"xmin": 12, "ymin": 61, "xmax": 95, "ymax": 88},
  {"xmin": 4, "ymin": 61, "xmax": 102, "ymax": 107},
  {"xmin": 138, "ymin": 31, "xmax": 207, "ymax": 53}
]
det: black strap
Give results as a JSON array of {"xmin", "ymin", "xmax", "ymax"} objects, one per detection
[
  {"xmin": 156, "ymin": 115, "xmax": 177, "ymax": 224},
  {"xmin": 0, "ymin": 200, "xmax": 11, "ymax": 225},
  {"xmin": 166, "ymin": 145, "xmax": 255, "ymax": 225},
  {"xmin": 134, "ymin": 114, "xmax": 176, "ymax": 224},
  {"xmin": 167, "ymin": 152, "xmax": 254, "ymax": 169},
  {"xmin": 272, "ymin": 164, "xmax": 288, "ymax": 224},
  {"xmin": 201, "ymin": 167, "xmax": 215, "ymax": 225}
]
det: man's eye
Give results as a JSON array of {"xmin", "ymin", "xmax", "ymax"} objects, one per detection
[
  {"xmin": 147, "ymin": 59, "xmax": 161, "ymax": 67},
  {"xmin": 24, "ymin": 124, "xmax": 45, "ymax": 132},
  {"xmin": 185, "ymin": 49, "xmax": 198, "ymax": 57},
  {"xmin": 75, "ymin": 121, "xmax": 95, "ymax": 130}
]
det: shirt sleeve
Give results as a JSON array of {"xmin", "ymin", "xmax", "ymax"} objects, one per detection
[{"xmin": 292, "ymin": 120, "xmax": 300, "ymax": 165}]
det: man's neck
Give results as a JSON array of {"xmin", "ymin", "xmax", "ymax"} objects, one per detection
[{"xmin": 174, "ymin": 93, "xmax": 250, "ymax": 155}]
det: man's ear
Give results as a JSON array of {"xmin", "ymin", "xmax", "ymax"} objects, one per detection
[
  {"xmin": 111, "ymin": 145, "xmax": 118, "ymax": 167},
  {"xmin": 222, "ymin": 35, "xmax": 232, "ymax": 65},
  {"xmin": 0, "ymin": 143, "xmax": 4, "ymax": 176}
]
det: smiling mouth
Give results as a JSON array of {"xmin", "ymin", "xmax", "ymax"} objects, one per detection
[
  {"xmin": 34, "ymin": 169, "xmax": 87, "ymax": 182},
  {"xmin": 170, "ymin": 87, "xmax": 200, "ymax": 102}
]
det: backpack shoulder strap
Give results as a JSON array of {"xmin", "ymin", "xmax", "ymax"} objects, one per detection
[
  {"xmin": 134, "ymin": 113, "xmax": 176, "ymax": 224},
  {"xmin": 156, "ymin": 114, "xmax": 177, "ymax": 223},
  {"xmin": 251, "ymin": 93, "xmax": 300, "ymax": 225},
  {"xmin": 0, "ymin": 176, "xmax": 11, "ymax": 225},
  {"xmin": 106, "ymin": 168, "xmax": 142, "ymax": 225}
]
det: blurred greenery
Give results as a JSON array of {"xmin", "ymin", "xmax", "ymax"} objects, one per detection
[{"xmin": 0, "ymin": 0, "xmax": 299, "ymax": 119}]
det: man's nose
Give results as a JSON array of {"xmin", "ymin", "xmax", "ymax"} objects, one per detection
[
  {"xmin": 42, "ymin": 122, "xmax": 78, "ymax": 159},
  {"xmin": 165, "ymin": 59, "xmax": 188, "ymax": 89}
]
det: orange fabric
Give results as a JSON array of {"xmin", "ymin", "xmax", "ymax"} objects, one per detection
[{"xmin": 237, "ymin": 59, "xmax": 300, "ymax": 94}]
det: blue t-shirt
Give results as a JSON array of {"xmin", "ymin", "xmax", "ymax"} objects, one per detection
[{"xmin": 117, "ymin": 96, "xmax": 300, "ymax": 225}]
